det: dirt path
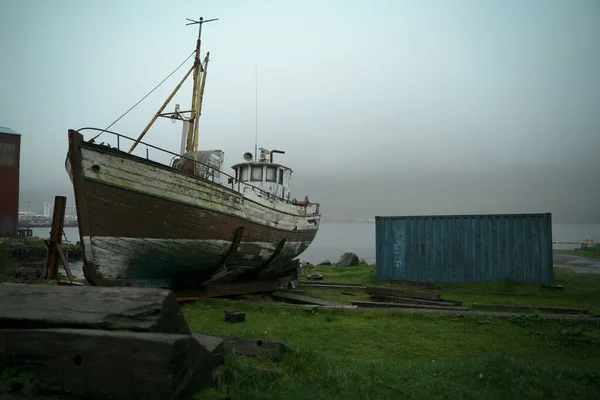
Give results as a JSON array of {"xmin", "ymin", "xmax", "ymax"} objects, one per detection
[{"xmin": 553, "ymin": 251, "xmax": 600, "ymax": 274}]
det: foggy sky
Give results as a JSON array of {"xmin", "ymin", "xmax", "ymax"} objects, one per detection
[{"xmin": 1, "ymin": 0, "xmax": 599, "ymax": 223}]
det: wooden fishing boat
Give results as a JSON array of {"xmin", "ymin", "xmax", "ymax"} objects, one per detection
[{"xmin": 65, "ymin": 18, "xmax": 321, "ymax": 289}]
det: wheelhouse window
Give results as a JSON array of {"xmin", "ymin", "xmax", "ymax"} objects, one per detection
[
  {"xmin": 240, "ymin": 166, "xmax": 249, "ymax": 181},
  {"xmin": 266, "ymin": 166, "xmax": 277, "ymax": 182},
  {"xmin": 278, "ymin": 169, "xmax": 283, "ymax": 184},
  {"xmin": 251, "ymin": 165, "xmax": 263, "ymax": 181}
]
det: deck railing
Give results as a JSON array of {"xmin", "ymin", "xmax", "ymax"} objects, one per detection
[{"xmin": 76, "ymin": 127, "xmax": 320, "ymax": 214}]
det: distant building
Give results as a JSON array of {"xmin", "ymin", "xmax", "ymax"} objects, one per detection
[
  {"xmin": 0, "ymin": 127, "xmax": 21, "ymax": 236},
  {"xmin": 43, "ymin": 201, "xmax": 53, "ymax": 217}
]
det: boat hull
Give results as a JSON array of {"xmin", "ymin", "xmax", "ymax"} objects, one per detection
[{"xmin": 66, "ymin": 130, "xmax": 320, "ymax": 289}]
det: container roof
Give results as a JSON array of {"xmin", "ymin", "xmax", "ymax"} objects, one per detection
[{"xmin": 0, "ymin": 126, "xmax": 20, "ymax": 135}]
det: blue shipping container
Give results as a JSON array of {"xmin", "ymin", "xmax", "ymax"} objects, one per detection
[{"xmin": 375, "ymin": 213, "xmax": 553, "ymax": 284}]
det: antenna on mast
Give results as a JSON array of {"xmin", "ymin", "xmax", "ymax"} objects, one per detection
[{"xmin": 255, "ymin": 64, "xmax": 258, "ymax": 161}]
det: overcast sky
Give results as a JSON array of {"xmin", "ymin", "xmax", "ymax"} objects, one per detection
[{"xmin": 1, "ymin": 0, "xmax": 599, "ymax": 223}]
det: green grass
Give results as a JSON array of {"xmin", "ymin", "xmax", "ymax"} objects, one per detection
[
  {"xmin": 185, "ymin": 254, "xmax": 600, "ymax": 399},
  {"xmin": 183, "ymin": 299, "xmax": 600, "ymax": 400},
  {"xmin": 558, "ymin": 250, "xmax": 600, "ymax": 260}
]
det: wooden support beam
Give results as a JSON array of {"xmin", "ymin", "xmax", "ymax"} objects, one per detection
[
  {"xmin": 258, "ymin": 238, "xmax": 287, "ymax": 274},
  {"xmin": 202, "ymin": 226, "xmax": 245, "ymax": 285},
  {"xmin": 260, "ymin": 258, "xmax": 300, "ymax": 279},
  {"xmin": 201, "ymin": 265, "xmax": 243, "ymax": 286},
  {"xmin": 176, "ymin": 276, "xmax": 297, "ymax": 302},
  {"xmin": 221, "ymin": 226, "xmax": 244, "ymax": 266},
  {"xmin": 365, "ymin": 286, "xmax": 441, "ymax": 301},
  {"xmin": 45, "ymin": 196, "xmax": 66, "ymax": 280},
  {"xmin": 55, "ymin": 243, "xmax": 74, "ymax": 283}
]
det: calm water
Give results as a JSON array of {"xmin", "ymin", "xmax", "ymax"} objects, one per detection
[{"xmin": 31, "ymin": 223, "xmax": 600, "ymax": 279}]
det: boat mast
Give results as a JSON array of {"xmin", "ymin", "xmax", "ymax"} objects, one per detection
[
  {"xmin": 186, "ymin": 17, "xmax": 217, "ymax": 154},
  {"xmin": 127, "ymin": 17, "xmax": 217, "ymax": 155}
]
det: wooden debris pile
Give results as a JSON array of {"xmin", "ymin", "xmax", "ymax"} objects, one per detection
[
  {"xmin": 353, "ymin": 286, "xmax": 466, "ymax": 311},
  {"xmin": 0, "ymin": 283, "xmax": 290, "ymax": 400}
]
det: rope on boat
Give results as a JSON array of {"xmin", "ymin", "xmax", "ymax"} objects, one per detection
[{"xmin": 91, "ymin": 50, "xmax": 196, "ymax": 141}]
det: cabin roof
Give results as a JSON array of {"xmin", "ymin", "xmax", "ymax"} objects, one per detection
[{"xmin": 230, "ymin": 162, "xmax": 292, "ymax": 172}]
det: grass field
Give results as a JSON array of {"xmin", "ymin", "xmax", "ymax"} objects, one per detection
[
  {"xmin": 559, "ymin": 249, "xmax": 600, "ymax": 260},
  {"xmin": 184, "ymin": 264, "xmax": 600, "ymax": 400}
]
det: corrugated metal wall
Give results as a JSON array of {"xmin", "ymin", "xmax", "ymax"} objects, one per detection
[
  {"xmin": 375, "ymin": 213, "xmax": 553, "ymax": 284},
  {"xmin": 0, "ymin": 130, "xmax": 21, "ymax": 237}
]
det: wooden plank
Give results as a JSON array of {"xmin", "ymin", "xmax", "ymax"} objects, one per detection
[
  {"xmin": 439, "ymin": 298, "xmax": 464, "ymax": 306},
  {"xmin": 300, "ymin": 283, "xmax": 366, "ymax": 289},
  {"xmin": 0, "ymin": 283, "xmax": 190, "ymax": 334},
  {"xmin": 471, "ymin": 303, "xmax": 588, "ymax": 315},
  {"xmin": 487, "ymin": 292, "xmax": 535, "ymax": 297},
  {"xmin": 389, "ymin": 279, "xmax": 441, "ymax": 290},
  {"xmin": 365, "ymin": 286, "xmax": 440, "ymax": 301},
  {"xmin": 192, "ymin": 332, "xmax": 226, "ymax": 366},
  {"xmin": 371, "ymin": 295, "xmax": 461, "ymax": 307},
  {"xmin": 350, "ymin": 307, "xmax": 600, "ymax": 323},
  {"xmin": 199, "ymin": 333, "xmax": 291, "ymax": 361},
  {"xmin": 300, "ymin": 282, "xmax": 365, "ymax": 288},
  {"xmin": 0, "ymin": 328, "xmax": 217, "ymax": 400},
  {"xmin": 352, "ymin": 301, "xmax": 467, "ymax": 311},
  {"xmin": 271, "ymin": 291, "xmax": 347, "ymax": 307},
  {"xmin": 201, "ymin": 265, "xmax": 244, "ymax": 285},
  {"xmin": 260, "ymin": 259, "xmax": 301, "ymax": 279}
]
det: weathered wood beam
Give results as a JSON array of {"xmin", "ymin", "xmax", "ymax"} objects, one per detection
[
  {"xmin": 371, "ymin": 295, "xmax": 462, "ymax": 307},
  {"xmin": 388, "ymin": 279, "xmax": 442, "ymax": 290},
  {"xmin": 202, "ymin": 226, "xmax": 245, "ymax": 286},
  {"xmin": 439, "ymin": 298, "xmax": 464, "ymax": 306},
  {"xmin": 471, "ymin": 303, "xmax": 588, "ymax": 315},
  {"xmin": 176, "ymin": 276, "xmax": 297, "ymax": 302},
  {"xmin": 201, "ymin": 265, "xmax": 244, "ymax": 286},
  {"xmin": 486, "ymin": 292, "xmax": 536, "ymax": 297},
  {"xmin": 0, "ymin": 283, "xmax": 190, "ymax": 334},
  {"xmin": 45, "ymin": 196, "xmax": 66, "ymax": 280},
  {"xmin": 260, "ymin": 259, "xmax": 300, "ymax": 279},
  {"xmin": 271, "ymin": 291, "xmax": 348, "ymax": 307},
  {"xmin": 300, "ymin": 283, "xmax": 366, "ymax": 289},
  {"xmin": 0, "ymin": 328, "xmax": 217, "ymax": 400},
  {"xmin": 352, "ymin": 301, "xmax": 467, "ymax": 311},
  {"xmin": 258, "ymin": 238, "xmax": 287, "ymax": 273},
  {"xmin": 198, "ymin": 333, "xmax": 291, "ymax": 361},
  {"xmin": 55, "ymin": 243, "xmax": 74, "ymax": 283},
  {"xmin": 365, "ymin": 286, "xmax": 441, "ymax": 301}
]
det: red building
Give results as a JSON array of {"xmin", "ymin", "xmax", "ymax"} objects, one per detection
[{"xmin": 0, "ymin": 127, "xmax": 21, "ymax": 237}]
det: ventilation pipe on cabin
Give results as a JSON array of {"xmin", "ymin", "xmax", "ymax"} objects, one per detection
[{"xmin": 270, "ymin": 150, "xmax": 285, "ymax": 163}]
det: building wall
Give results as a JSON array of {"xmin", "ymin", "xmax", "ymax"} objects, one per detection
[
  {"xmin": 0, "ymin": 132, "xmax": 21, "ymax": 236},
  {"xmin": 375, "ymin": 213, "xmax": 553, "ymax": 284}
]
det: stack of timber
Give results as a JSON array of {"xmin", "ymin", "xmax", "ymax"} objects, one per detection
[
  {"xmin": 352, "ymin": 286, "xmax": 466, "ymax": 311},
  {"xmin": 0, "ymin": 283, "xmax": 285, "ymax": 400}
]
